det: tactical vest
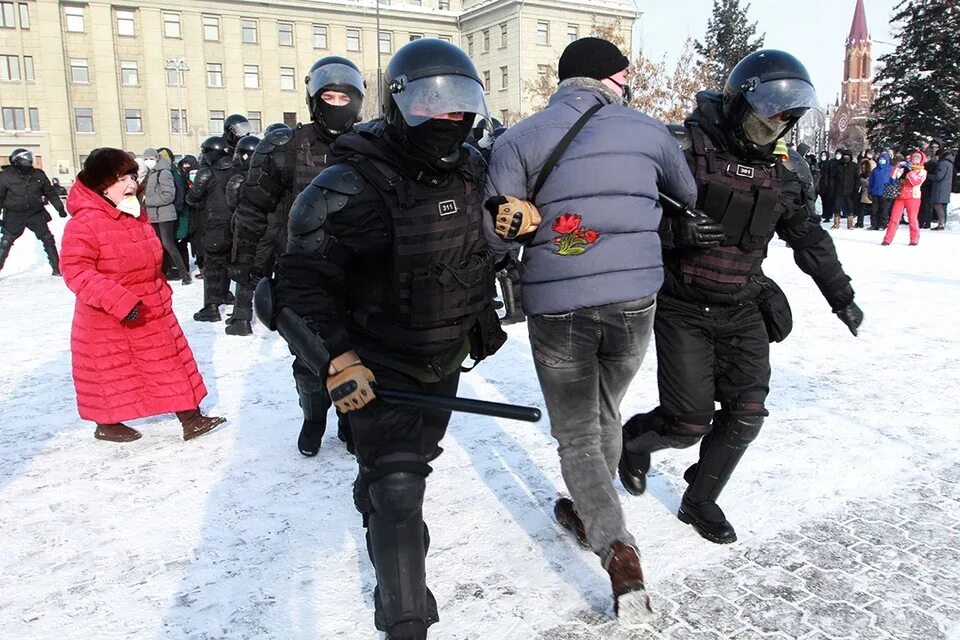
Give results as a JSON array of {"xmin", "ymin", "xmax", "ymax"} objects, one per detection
[
  {"xmin": 347, "ymin": 158, "xmax": 493, "ymax": 356},
  {"xmin": 293, "ymin": 124, "xmax": 332, "ymax": 195},
  {"xmin": 679, "ymin": 123, "xmax": 785, "ymax": 288}
]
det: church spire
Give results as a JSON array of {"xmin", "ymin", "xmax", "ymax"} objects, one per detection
[{"xmin": 848, "ymin": 0, "xmax": 869, "ymax": 44}]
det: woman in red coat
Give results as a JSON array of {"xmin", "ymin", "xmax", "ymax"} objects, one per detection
[
  {"xmin": 61, "ymin": 148, "xmax": 225, "ymax": 442},
  {"xmin": 882, "ymin": 150, "xmax": 927, "ymax": 246}
]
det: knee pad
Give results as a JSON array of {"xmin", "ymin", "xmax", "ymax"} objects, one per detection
[
  {"xmin": 716, "ymin": 409, "xmax": 765, "ymax": 445},
  {"xmin": 668, "ymin": 411, "xmax": 715, "ymax": 449},
  {"xmin": 369, "ymin": 472, "xmax": 426, "ymax": 524}
]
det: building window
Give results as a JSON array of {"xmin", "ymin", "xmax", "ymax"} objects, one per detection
[
  {"xmin": 18, "ymin": 2, "xmax": 28, "ymax": 29},
  {"xmin": 116, "ymin": 10, "xmax": 135, "ymax": 36},
  {"xmin": 466, "ymin": 34, "xmax": 473, "ymax": 57},
  {"xmin": 500, "ymin": 109, "xmax": 509, "ymax": 125},
  {"xmin": 482, "ymin": 70, "xmax": 490, "ymax": 94},
  {"xmin": 209, "ymin": 110, "xmax": 224, "ymax": 133},
  {"xmin": 567, "ymin": 24, "xmax": 578, "ymax": 44},
  {"xmin": 203, "ymin": 15, "xmax": 220, "ymax": 41},
  {"xmin": 278, "ymin": 21, "xmax": 294, "ymax": 46},
  {"xmin": 1, "ymin": 1, "xmax": 15, "ymax": 28},
  {"xmin": 500, "ymin": 23, "xmax": 507, "ymax": 48},
  {"xmin": 241, "ymin": 19, "xmax": 258, "ymax": 44},
  {"xmin": 166, "ymin": 66, "xmax": 184, "ymax": 87},
  {"xmin": 65, "ymin": 6, "xmax": 84, "ymax": 32},
  {"xmin": 247, "ymin": 111, "xmax": 261, "ymax": 132},
  {"xmin": 283, "ymin": 111, "xmax": 297, "ymax": 127},
  {"xmin": 346, "ymin": 28, "xmax": 361, "ymax": 52},
  {"xmin": 313, "ymin": 25, "xmax": 328, "ymax": 49},
  {"xmin": 537, "ymin": 64, "xmax": 550, "ymax": 77},
  {"xmin": 409, "ymin": 33, "xmax": 422, "ymax": 41},
  {"xmin": 379, "ymin": 31, "xmax": 392, "ymax": 54},
  {"xmin": 23, "ymin": 55, "xmax": 32, "ymax": 81},
  {"xmin": 438, "ymin": 35, "xmax": 451, "ymax": 43},
  {"xmin": 170, "ymin": 109, "xmax": 187, "ymax": 133},
  {"xmin": 280, "ymin": 66, "xmax": 296, "ymax": 91},
  {"xmin": 70, "ymin": 58, "xmax": 88, "ymax": 83},
  {"xmin": 28, "ymin": 107, "xmax": 38, "ymax": 130},
  {"xmin": 482, "ymin": 29, "xmax": 489, "ymax": 52},
  {"xmin": 536, "ymin": 21, "xmax": 549, "ymax": 46},
  {"xmin": 163, "ymin": 13, "xmax": 181, "ymax": 39},
  {"xmin": 120, "ymin": 60, "xmax": 138, "ymax": 85},
  {"xmin": 438, "ymin": 0, "xmax": 449, "ymax": 9},
  {"xmin": 0, "ymin": 55, "xmax": 19, "ymax": 81},
  {"xmin": 206, "ymin": 63, "xmax": 223, "ymax": 88},
  {"xmin": 74, "ymin": 107, "xmax": 94, "ymax": 133},
  {"xmin": 243, "ymin": 64, "xmax": 259, "ymax": 89},
  {"xmin": 500, "ymin": 65, "xmax": 508, "ymax": 90},
  {"xmin": 124, "ymin": 109, "xmax": 142, "ymax": 133},
  {"xmin": 409, "ymin": 0, "xmax": 421, "ymax": 5},
  {"xmin": 2, "ymin": 106, "xmax": 25, "ymax": 130}
]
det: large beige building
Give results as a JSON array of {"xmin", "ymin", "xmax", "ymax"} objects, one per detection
[{"xmin": 0, "ymin": 0, "xmax": 635, "ymax": 181}]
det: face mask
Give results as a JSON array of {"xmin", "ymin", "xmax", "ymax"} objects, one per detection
[
  {"xmin": 878, "ymin": 158, "xmax": 887, "ymax": 165},
  {"xmin": 144, "ymin": 158, "xmax": 157, "ymax": 170},
  {"xmin": 820, "ymin": 154, "xmax": 828, "ymax": 161},
  {"xmin": 189, "ymin": 170, "xmax": 198, "ymax": 182},
  {"xmin": 406, "ymin": 118, "xmax": 472, "ymax": 161},
  {"xmin": 835, "ymin": 153, "xmax": 842, "ymax": 160},
  {"xmin": 315, "ymin": 99, "xmax": 361, "ymax": 136},
  {"xmin": 607, "ymin": 77, "xmax": 632, "ymax": 106},
  {"xmin": 741, "ymin": 110, "xmax": 789, "ymax": 146},
  {"xmin": 842, "ymin": 156, "xmax": 851, "ymax": 164},
  {"xmin": 116, "ymin": 195, "xmax": 141, "ymax": 217}
]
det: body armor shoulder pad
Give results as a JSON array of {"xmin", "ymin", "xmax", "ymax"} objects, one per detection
[
  {"xmin": 287, "ymin": 165, "xmax": 367, "ymax": 238},
  {"xmin": 257, "ymin": 128, "xmax": 296, "ymax": 155},
  {"xmin": 782, "ymin": 148, "xmax": 813, "ymax": 186},
  {"xmin": 668, "ymin": 125, "xmax": 692, "ymax": 151}
]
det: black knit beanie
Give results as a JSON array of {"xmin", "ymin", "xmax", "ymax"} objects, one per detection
[{"xmin": 558, "ymin": 37, "xmax": 630, "ymax": 82}]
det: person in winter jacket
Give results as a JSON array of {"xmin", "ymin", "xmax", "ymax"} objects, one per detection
[
  {"xmin": 177, "ymin": 155, "xmax": 203, "ymax": 276},
  {"xmin": 141, "ymin": 147, "xmax": 191, "ymax": 285},
  {"xmin": 868, "ymin": 152, "xmax": 895, "ymax": 230},
  {"xmin": 60, "ymin": 148, "xmax": 225, "ymax": 443},
  {"xmin": 855, "ymin": 159, "xmax": 873, "ymax": 228},
  {"xmin": 820, "ymin": 150, "xmax": 841, "ymax": 222},
  {"xmin": 484, "ymin": 37, "xmax": 698, "ymax": 626},
  {"xmin": 832, "ymin": 150, "xmax": 859, "ymax": 229},
  {"xmin": 929, "ymin": 150, "xmax": 954, "ymax": 230},
  {"xmin": 883, "ymin": 150, "xmax": 927, "ymax": 246},
  {"xmin": 0, "ymin": 148, "xmax": 67, "ymax": 275},
  {"xmin": 919, "ymin": 140, "xmax": 940, "ymax": 228}
]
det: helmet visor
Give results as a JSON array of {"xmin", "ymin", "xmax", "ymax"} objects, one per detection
[
  {"xmin": 392, "ymin": 74, "xmax": 489, "ymax": 127},
  {"xmin": 11, "ymin": 149, "xmax": 33, "ymax": 164},
  {"xmin": 744, "ymin": 77, "xmax": 819, "ymax": 118},
  {"xmin": 307, "ymin": 63, "xmax": 366, "ymax": 98},
  {"xmin": 230, "ymin": 120, "xmax": 255, "ymax": 137}
]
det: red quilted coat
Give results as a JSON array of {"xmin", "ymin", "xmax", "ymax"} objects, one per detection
[{"xmin": 61, "ymin": 180, "xmax": 207, "ymax": 424}]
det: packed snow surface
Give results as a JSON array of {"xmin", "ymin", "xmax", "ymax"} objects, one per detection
[{"xmin": 0, "ymin": 217, "xmax": 957, "ymax": 639}]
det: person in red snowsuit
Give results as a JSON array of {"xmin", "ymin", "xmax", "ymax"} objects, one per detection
[
  {"xmin": 883, "ymin": 150, "xmax": 927, "ymax": 246},
  {"xmin": 60, "ymin": 148, "xmax": 225, "ymax": 443}
]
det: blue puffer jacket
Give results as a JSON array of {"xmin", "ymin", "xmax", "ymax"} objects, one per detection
[
  {"xmin": 868, "ymin": 152, "xmax": 895, "ymax": 197},
  {"xmin": 483, "ymin": 80, "xmax": 698, "ymax": 316}
]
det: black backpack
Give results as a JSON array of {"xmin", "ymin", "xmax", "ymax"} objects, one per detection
[{"xmin": 169, "ymin": 166, "xmax": 187, "ymax": 214}]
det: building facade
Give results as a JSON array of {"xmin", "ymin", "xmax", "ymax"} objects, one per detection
[{"xmin": 0, "ymin": 0, "xmax": 635, "ymax": 181}]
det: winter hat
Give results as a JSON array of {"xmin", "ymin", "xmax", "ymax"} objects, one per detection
[
  {"xmin": 558, "ymin": 37, "xmax": 629, "ymax": 82},
  {"xmin": 77, "ymin": 148, "xmax": 139, "ymax": 193},
  {"xmin": 143, "ymin": 147, "xmax": 159, "ymax": 160}
]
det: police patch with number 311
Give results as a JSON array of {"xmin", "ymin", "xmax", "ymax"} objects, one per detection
[{"xmin": 438, "ymin": 200, "xmax": 458, "ymax": 216}]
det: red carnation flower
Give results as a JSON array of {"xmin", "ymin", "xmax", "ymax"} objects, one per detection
[
  {"xmin": 584, "ymin": 230, "xmax": 599, "ymax": 244},
  {"xmin": 552, "ymin": 213, "xmax": 581, "ymax": 235}
]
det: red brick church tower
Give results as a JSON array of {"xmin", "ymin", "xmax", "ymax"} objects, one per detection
[{"xmin": 829, "ymin": 0, "xmax": 874, "ymax": 153}]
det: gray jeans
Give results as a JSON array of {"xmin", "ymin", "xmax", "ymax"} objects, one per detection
[{"xmin": 528, "ymin": 296, "xmax": 656, "ymax": 559}]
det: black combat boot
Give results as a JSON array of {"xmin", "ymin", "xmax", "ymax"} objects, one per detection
[
  {"xmin": 295, "ymin": 374, "xmax": 331, "ymax": 457},
  {"xmin": 193, "ymin": 303, "xmax": 221, "ymax": 322},
  {"xmin": 224, "ymin": 318, "xmax": 252, "ymax": 336},
  {"xmin": 0, "ymin": 235, "xmax": 13, "ymax": 273},
  {"xmin": 224, "ymin": 282, "xmax": 254, "ymax": 336},
  {"xmin": 40, "ymin": 234, "xmax": 61, "ymax": 276}
]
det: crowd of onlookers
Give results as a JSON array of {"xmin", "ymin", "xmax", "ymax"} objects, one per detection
[{"xmin": 800, "ymin": 139, "xmax": 956, "ymax": 245}]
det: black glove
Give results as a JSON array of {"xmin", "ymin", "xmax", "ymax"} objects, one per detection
[
  {"xmin": 673, "ymin": 210, "xmax": 725, "ymax": 249},
  {"xmin": 835, "ymin": 302, "xmax": 863, "ymax": 337},
  {"xmin": 58, "ymin": 209, "xmax": 68, "ymax": 218}
]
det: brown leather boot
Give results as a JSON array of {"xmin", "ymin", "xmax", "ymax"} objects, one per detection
[
  {"xmin": 847, "ymin": 216, "xmax": 855, "ymax": 229},
  {"xmin": 604, "ymin": 541, "xmax": 654, "ymax": 628},
  {"xmin": 177, "ymin": 410, "xmax": 226, "ymax": 441},
  {"xmin": 94, "ymin": 423, "xmax": 142, "ymax": 442},
  {"xmin": 554, "ymin": 498, "xmax": 589, "ymax": 549},
  {"xmin": 832, "ymin": 215, "xmax": 841, "ymax": 229}
]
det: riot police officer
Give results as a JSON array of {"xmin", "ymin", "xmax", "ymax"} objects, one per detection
[
  {"xmin": 619, "ymin": 50, "xmax": 864, "ymax": 544},
  {"xmin": 223, "ymin": 113, "xmax": 255, "ymax": 150},
  {"xmin": 0, "ymin": 149, "xmax": 67, "ymax": 275},
  {"xmin": 231, "ymin": 56, "xmax": 365, "ymax": 456},
  {"xmin": 188, "ymin": 136, "xmax": 236, "ymax": 322},
  {"xmin": 273, "ymin": 39, "xmax": 502, "ymax": 640},
  {"xmin": 223, "ymin": 135, "xmax": 260, "ymax": 336}
]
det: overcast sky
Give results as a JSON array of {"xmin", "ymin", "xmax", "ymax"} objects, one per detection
[{"xmin": 632, "ymin": 0, "xmax": 900, "ymax": 108}]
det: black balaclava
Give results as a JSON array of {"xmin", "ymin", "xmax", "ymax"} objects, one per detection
[{"xmin": 405, "ymin": 117, "xmax": 474, "ymax": 163}]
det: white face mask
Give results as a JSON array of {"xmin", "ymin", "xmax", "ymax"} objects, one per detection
[
  {"xmin": 835, "ymin": 153, "xmax": 842, "ymax": 160},
  {"xmin": 143, "ymin": 158, "xmax": 157, "ymax": 170},
  {"xmin": 189, "ymin": 170, "xmax": 198, "ymax": 182},
  {"xmin": 116, "ymin": 195, "xmax": 141, "ymax": 217}
]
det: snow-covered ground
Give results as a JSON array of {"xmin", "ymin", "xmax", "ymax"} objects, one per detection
[{"xmin": 0, "ymin": 215, "xmax": 958, "ymax": 640}]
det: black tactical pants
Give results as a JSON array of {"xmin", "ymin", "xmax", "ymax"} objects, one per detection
[
  {"xmin": 351, "ymin": 362, "xmax": 459, "ymax": 638},
  {"xmin": 0, "ymin": 210, "xmax": 58, "ymax": 272},
  {"xmin": 624, "ymin": 295, "xmax": 770, "ymax": 503},
  {"xmin": 201, "ymin": 218, "xmax": 231, "ymax": 306}
]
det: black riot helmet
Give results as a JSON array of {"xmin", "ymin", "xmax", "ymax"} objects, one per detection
[
  {"xmin": 200, "ymin": 136, "xmax": 230, "ymax": 163},
  {"xmin": 383, "ymin": 38, "xmax": 490, "ymax": 163},
  {"xmin": 305, "ymin": 56, "xmax": 365, "ymax": 137},
  {"xmin": 9, "ymin": 148, "xmax": 34, "ymax": 169},
  {"xmin": 223, "ymin": 114, "xmax": 254, "ymax": 148},
  {"xmin": 722, "ymin": 50, "xmax": 819, "ymax": 157},
  {"xmin": 263, "ymin": 122, "xmax": 292, "ymax": 136},
  {"xmin": 233, "ymin": 135, "xmax": 260, "ymax": 168}
]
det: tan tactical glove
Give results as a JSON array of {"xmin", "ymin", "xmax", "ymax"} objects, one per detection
[
  {"xmin": 326, "ymin": 350, "xmax": 377, "ymax": 413},
  {"xmin": 485, "ymin": 196, "xmax": 542, "ymax": 240}
]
